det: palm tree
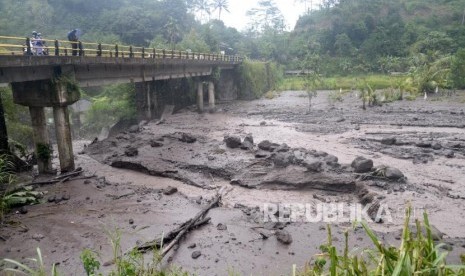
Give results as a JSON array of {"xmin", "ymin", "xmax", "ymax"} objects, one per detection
[
  {"xmin": 194, "ymin": 0, "xmax": 212, "ymax": 23},
  {"xmin": 212, "ymin": 0, "xmax": 229, "ymax": 20}
]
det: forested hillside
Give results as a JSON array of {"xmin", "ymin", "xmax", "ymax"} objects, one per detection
[
  {"xmin": 289, "ymin": 0, "xmax": 465, "ymax": 74},
  {"xmin": 1, "ymin": 0, "xmax": 463, "ymax": 77}
]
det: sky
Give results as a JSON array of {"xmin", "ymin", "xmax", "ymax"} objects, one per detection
[{"xmin": 219, "ymin": 0, "xmax": 319, "ymax": 31}]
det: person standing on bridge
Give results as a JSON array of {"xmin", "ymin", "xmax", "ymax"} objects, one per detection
[{"xmin": 67, "ymin": 29, "xmax": 81, "ymax": 56}]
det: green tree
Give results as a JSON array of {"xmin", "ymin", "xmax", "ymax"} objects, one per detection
[
  {"xmin": 212, "ymin": 0, "xmax": 229, "ymax": 20},
  {"xmin": 451, "ymin": 48, "xmax": 465, "ymax": 89}
]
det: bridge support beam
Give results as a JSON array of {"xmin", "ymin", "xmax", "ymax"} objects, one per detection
[
  {"xmin": 197, "ymin": 82, "xmax": 204, "ymax": 113},
  {"xmin": 11, "ymin": 78, "xmax": 79, "ymax": 174},
  {"xmin": 208, "ymin": 81, "xmax": 215, "ymax": 112},
  {"xmin": 29, "ymin": 107, "xmax": 53, "ymax": 173},
  {"xmin": 53, "ymin": 106, "xmax": 75, "ymax": 172},
  {"xmin": 135, "ymin": 81, "xmax": 158, "ymax": 121}
]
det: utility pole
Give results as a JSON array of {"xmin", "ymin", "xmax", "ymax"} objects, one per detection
[{"xmin": 0, "ymin": 92, "xmax": 9, "ymax": 154}]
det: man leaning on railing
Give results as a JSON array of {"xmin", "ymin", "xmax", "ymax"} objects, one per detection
[{"xmin": 67, "ymin": 29, "xmax": 81, "ymax": 56}]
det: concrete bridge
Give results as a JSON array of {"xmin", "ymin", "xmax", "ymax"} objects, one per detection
[{"xmin": 0, "ymin": 36, "xmax": 242, "ymax": 174}]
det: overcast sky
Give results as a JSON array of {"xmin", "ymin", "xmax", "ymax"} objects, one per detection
[{"xmin": 219, "ymin": 0, "xmax": 320, "ymax": 31}]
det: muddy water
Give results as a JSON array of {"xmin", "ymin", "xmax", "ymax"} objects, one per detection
[{"xmin": 1, "ymin": 91, "xmax": 465, "ymax": 275}]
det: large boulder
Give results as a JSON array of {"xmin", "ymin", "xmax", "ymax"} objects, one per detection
[
  {"xmin": 351, "ymin": 156, "xmax": 373, "ymax": 173},
  {"xmin": 272, "ymin": 153, "xmax": 293, "ymax": 168},
  {"xmin": 224, "ymin": 135, "xmax": 242, "ymax": 148},
  {"xmin": 258, "ymin": 140, "xmax": 279, "ymax": 152},
  {"xmin": 384, "ymin": 167, "xmax": 404, "ymax": 180},
  {"xmin": 303, "ymin": 158, "xmax": 323, "ymax": 172}
]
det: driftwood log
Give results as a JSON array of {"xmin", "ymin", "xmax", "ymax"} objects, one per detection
[{"xmin": 104, "ymin": 187, "xmax": 232, "ymax": 266}]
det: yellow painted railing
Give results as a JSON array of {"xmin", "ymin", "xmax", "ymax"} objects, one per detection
[{"xmin": 0, "ymin": 35, "xmax": 242, "ymax": 63}]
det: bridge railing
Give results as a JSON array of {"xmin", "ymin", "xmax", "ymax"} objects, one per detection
[{"xmin": 0, "ymin": 35, "xmax": 242, "ymax": 63}]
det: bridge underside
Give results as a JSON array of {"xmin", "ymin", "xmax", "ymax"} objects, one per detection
[{"xmin": 0, "ymin": 56, "xmax": 239, "ymax": 173}]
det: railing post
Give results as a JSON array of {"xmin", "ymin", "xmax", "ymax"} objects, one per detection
[
  {"xmin": 78, "ymin": 41, "xmax": 84, "ymax": 56},
  {"xmin": 115, "ymin": 44, "xmax": 119, "ymax": 57},
  {"xmin": 153, "ymin": 48, "xmax": 156, "ymax": 59},
  {"xmin": 178, "ymin": 50, "xmax": 182, "ymax": 59},
  {"xmin": 54, "ymin": 40, "xmax": 59, "ymax": 56},
  {"xmin": 64, "ymin": 48, "xmax": 68, "ymax": 56},
  {"xmin": 97, "ymin": 43, "xmax": 102, "ymax": 57},
  {"xmin": 110, "ymin": 51, "xmax": 113, "ymax": 58},
  {"xmin": 142, "ymin": 47, "xmax": 145, "ymax": 58},
  {"xmin": 171, "ymin": 49, "xmax": 174, "ymax": 59},
  {"xmin": 129, "ymin": 46, "xmax": 133, "ymax": 58},
  {"xmin": 162, "ymin": 49, "xmax": 166, "ymax": 59},
  {"xmin": 26, "ymin": 37, "xmax": 32, "ymax": 55}
]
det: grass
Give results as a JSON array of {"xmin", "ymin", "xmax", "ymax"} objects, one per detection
[
  {"xmin": 297, "ymin": 207, "xmax": 465, "ymax": 275},
  {"xmin": 278, "ymin": 74, "xmax": 409, "ymax": 91}
]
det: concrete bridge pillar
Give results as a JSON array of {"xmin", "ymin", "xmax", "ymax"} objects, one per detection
[
  {"xmin": 11, "ymin": 78, "xmax": 80, "ymax": 174},
  {"xmin": 29, "ymin": 107, "xmax": 53, "ymax": 173},
  {"xmin": 135, "ymin": 81, "xmax": 158, "ymax": 121},
  {"xmin": 208, "ymin": 81, "xmax": 215, "ymax": 112},
  {"xmin": 53, "ymin": 106, "xmax": 75, "ymax": 172},
  {"xmin": 197, "ymin": 81, "xmax": 204, "ymax": 113}
]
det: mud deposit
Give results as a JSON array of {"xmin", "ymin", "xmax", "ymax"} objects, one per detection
[{"xmin": 1, "ymin": 91, "xmax": 465, "ymax": 275}]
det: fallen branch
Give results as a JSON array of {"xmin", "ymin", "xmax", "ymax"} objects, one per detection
[
  {"xmin": 104, "ymin": 187, "xmax": 232, "ymax": 266},
  {"xmin": 54, "ymin": 167, "xmax": 83, "ymax": 180}
]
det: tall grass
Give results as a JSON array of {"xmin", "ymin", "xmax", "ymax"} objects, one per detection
[
  {"xmin": 278, "ymin": 75, "xmax": 408, "ymax": 91},
  {"xmin": 298, "ymin": 207, "xmax": 465, "ymax": 275}
]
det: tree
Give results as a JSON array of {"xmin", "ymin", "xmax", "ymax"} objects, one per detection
[
  {"xmin": 164, "ymin": 16, "xmax": 181, "ymax": 50},
  {"xmin": 246, "ymin": 0, "xmax": 285, "ymax": 34},
  {"xmin": 193, "ymin": 0, "xmax": 212, "ymax": 23},
  {"xmin": 212, "ymin": 0, "xmax": 229, "ymax": 20}
]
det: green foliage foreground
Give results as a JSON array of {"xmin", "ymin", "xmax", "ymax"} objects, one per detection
[{"xmin": 2, "ymin": 207, "xmax": 464, "ymax": 275}]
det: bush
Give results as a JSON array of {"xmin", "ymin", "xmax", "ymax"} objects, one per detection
[{"xmin": 237, "ymin": 60, "xmax": 283, "ymax": 99}]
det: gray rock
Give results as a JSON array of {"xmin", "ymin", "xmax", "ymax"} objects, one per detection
[
  {"xmin": 191, "ymin": 251, "xmax": 201, "ymax": 259},
  {"xmin": 124, "ymin": 146, "xmax": 138, "ymax": 157},
  {"xmin": 240, "ymin": 140, "xmax": 254, "ymax": 150},
  {"xmin": 188, "ymin": 243, "xmax": 196, "ymax": 249},
  {"xmin": 163, "ymin": 186, "xmax": 178, "ymax": 195},
  {"xmin": 258, "ymin": 140, "xmax": 279, "ymax": 152},
  {"xmin": 276, "ymin": 230, "xmax": 293, "ymax": 244},
  {"xmin": 217, "ymin": 223, "xmax": 227, "ymax": 230},
  {"xmin": 276, "ymin": 143, "xmax": 290, "ymax": 152},
  {"xmin": 128, "ymin": 125, "xmax": 140, "ymax": 133},
  {"xmin": 303, "ymin": 158, "xmax": 323, "ymax": 172},
  {"xmin": 385, "ymin": 167, "xmax": 404, "ymax": 180},
  {"xmin": 224, "ymin": 135, "xmax": 242, "ymax": 148},
  {"xmin": 255, "ymin": 151, "xmax": 269, "ymax": 158},
  {"xmin": 292, "ymin": 150, "xmax": 306, "ymax": 162},
  {"xmin": 432, "ymin": 143, "xmax": 442, "ymax": 150},
  {"xmin": 446, "ymin": 151, "xmax": 455, "ymax": 158},
  {"xmin": 324, "ymin": 154, "xmax": 338, "ymax": 164},
  {"xmin": 150, "ymin": 140, "xmax": 163, "ymax": 147},
  {"xmin": 351, "ymin": 156, "xmax": 373, "ymax": 173},
  {"xmin": 244, "ymin": 134, "xmax": 254, "ymax": 145},
  {"xmin": 416, "ymin": 141, "xmax": 432, "ymax": 148},
  {"xmin": 272, "ymin": 153, "xmax": 293, "ymax": 168},
  {"xmin": 138, "ymin": 120, "xmax": 148, "ymax": 127},
  {"xmin": 381, "ymin": 137, "xmax": 396, "ymax": 145},
  {"xmin": 180, "ymin": 133, "xmax": 197, "ymax": 143}
]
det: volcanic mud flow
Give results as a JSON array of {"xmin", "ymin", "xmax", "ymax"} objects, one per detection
[{"xmin": 1, "ymin": 91, "xmax": 464, "ymax": 275}]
